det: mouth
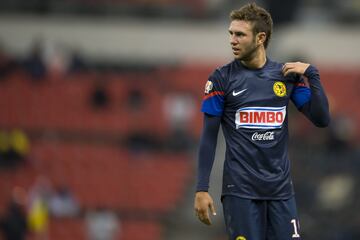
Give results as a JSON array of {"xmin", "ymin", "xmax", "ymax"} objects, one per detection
[{"xmin": 232, "ymin": 47, "xmax": 241, "ymax": 55}]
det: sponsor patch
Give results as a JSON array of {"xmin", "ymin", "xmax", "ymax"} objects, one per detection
[
  {"xmin": 235, "ymin": 106, "xmax": 286, "ymax": 129},
  {"xmin": 273, "ymin": 81, "xmax": 286, "ymax": 97},
  {"xmin": 204, "ymin": 81, "xmax": 213, "ymax": 94},
  {"xmin": 252, "ymin": 131, "xmax": 275, "ymax": 141}
]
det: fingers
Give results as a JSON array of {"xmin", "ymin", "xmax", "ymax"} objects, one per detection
[
  {"xmin": 209, "ymin": 202, "xmax": 217, "ymax": 216},
  {"xmin": 195, "ymin": 207, "xmax": 211, "ymax": 225},
  {"xmin": 282, "ymin": 63, "xmax": 296, "ymax": 76},
  {"xmin": 195, "ymin": 203, "xmax": 215, "ymax": 225},
  {"xmin": 194, "ymin": 192, "xmax": 216, "ymax": 226},
  {"xmin": 202, "ymin": 209, "xmax": 212, "ymax": 225},
  {"xmin": 282, "ymin": 62, "xmax": 310, "ymax": 76},
  {"xmin": 282, "ymin": 62, "xmax": 299, "ymax": 70}
]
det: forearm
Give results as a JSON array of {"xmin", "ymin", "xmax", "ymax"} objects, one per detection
[
  {"xmin": 300, "ymin": 65, "xmax": 330, "ymax": 127},
  {"xmin": 196, "ymin": 114, "xmax": 221, "ymax": 192}
]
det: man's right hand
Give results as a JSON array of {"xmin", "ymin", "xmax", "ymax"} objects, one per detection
[{"xmin": 194, "ymin": 191, "xmax": 217, "ymax": 225}]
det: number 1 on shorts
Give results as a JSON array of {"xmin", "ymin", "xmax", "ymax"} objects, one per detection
[{"xmin": 291, "ymin": 219, "xmax": 300, "ymax": 238}]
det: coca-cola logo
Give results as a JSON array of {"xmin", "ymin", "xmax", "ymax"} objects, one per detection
[{"xmin": 251, "ymin": 131, "xmax": 275, "ymax": 141}]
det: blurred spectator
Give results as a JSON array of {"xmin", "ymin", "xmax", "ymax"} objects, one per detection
[
  {"xmin": 124, "ymin": 131, "xmax": 161, "ymax": 153},
  {"xmin": 90, "ymin": 80, "xmax": 110, "ymax": 110},
  {"xmin": 48, "ymin": 185, "xmax": 79, "ymax": 218},
  {"xmin": 68, "ymin": 48, "xmax": 87, "ymax": 73},
  {"xmin": 0, "ymin": 187, "xmax": 28, "ymax": 240},
  {"xmin": 0, "ymin": 129, "xmax": 30, "ymax": 169},
  {"xmin": 325, "ymin": 94, "xmax": 356, "ymax": 152},
  {"xmin": 27, "ymin": 176, "xmax": 52, "ymax": 240},
  {"xmin": 85, "ymin": 207, "xmax": 120, "ymax": 240},
  {"xmin": 326, "ymin": 113, "xmax": 355, "ymax": 152},
  {"xmin": 8, "ymin": 129, "xmax": 30, "ymax": 162},
  {"xmin": 0, "ymin": 130, "xmax": 10, "ymax": 168},
  {"xmin": 23, "ymin": 38, "xmax": 46, "ymax": 81},
  {"xmin": 124, "ymin": 84, "xmax": 158, "ymax": 152},
  {"xmin": 316, "ymin": 174, "xmax": 355, "ymax": 211},
  {"xmin": 163, "ymin": 91, "xmax": 195, "ymax": 130},
  {"xmin": 166, "ymin": 127, "xmax": 195, "ymax": 152},
  {"xmin": 42, "ymin": 41, "xmax": 71, "ymax": 80},
  {"xmin": 162, "ymin": 90, "xmax": 196, "ymax": 151},
  {"xmin": 127, "ymin": 86, "xmax": 145, "ymax": 112},
  {"xmin": 0, "ymin": 41, "xmax": 16, "ymax": 80}
]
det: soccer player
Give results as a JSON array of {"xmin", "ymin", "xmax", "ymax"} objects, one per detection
[{"xmin": 194, "ymin": 3, "xmax": 330, "ymax": 240}]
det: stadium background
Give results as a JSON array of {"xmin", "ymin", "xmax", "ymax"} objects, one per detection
[{"xmin": 0, "ymin": 0, "xmax": 359, "ymax": 239}]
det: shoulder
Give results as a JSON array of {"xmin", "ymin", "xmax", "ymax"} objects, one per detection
[
  {"xmin": 268, "ymin": 59, "xmax": 300, "ymax": 83},
  {"xmin": 210, "ymin": 60, "xmax": 238, "ymax": 81},
  {"xmin": 267, "ymin": 58, "xmax": 283, "ymax": 70}
]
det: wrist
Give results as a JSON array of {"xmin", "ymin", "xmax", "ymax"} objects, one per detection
[
  {"xmin": 196, "ymin": 183, "xmax": 209, "ymax": 192},
  {"xmin": 196, "ymin": 189, "xmax": 209, "ymax": 194},
  {"xmin": 304, "ymin": 65, "xmax": 318, "ymax": 78},
  {"xmin": 195, "ymin": 191, "xmax": 209, "ymax": 197}
]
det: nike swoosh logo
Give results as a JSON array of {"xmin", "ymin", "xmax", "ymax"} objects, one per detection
[{"xmin": 232, "ymin": 89, "xmax": 247, "ymax": 96}]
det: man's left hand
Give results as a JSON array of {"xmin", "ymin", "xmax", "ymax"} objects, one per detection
[{"xmin": 282, "ymin": 62, "xmax": 310, "ymax": 76}]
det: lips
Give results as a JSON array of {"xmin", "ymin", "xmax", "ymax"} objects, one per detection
[{"xmin": 232, "ymin": 48, "xmax": 240, "ymax": 54}]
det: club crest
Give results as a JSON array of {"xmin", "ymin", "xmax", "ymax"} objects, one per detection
[
  {"xmin": 273, "ymin": 81, "xmax": 286, "ymax": 97},
  {"xmin": 236, "ymin": 236, "xmax": 247, "ymax": 240}
]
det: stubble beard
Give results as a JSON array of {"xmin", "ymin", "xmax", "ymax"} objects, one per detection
[{"xmin": 234, "ymin": 40, "xmax": 259, "ymax": 62}]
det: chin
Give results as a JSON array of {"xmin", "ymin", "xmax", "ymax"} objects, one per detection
[{"xmin": 234, "ymin": 55, "xmax": 243, "ymax": 60}]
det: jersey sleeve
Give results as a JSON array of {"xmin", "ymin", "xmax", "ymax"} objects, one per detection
[
  {"xmin": 201, "ymin": 70, "xmax": 226, "ymax": 116},
  {"xmin": 290, "ymin": 75, "xmax": 311, "ymax": 109},
  {"xmin": 291, "ymin": 65, "xmax": 330, "ymax": 127},
  {"xmin": 196, "ymin": 113, "xmax": 221, "ymax": 192}
]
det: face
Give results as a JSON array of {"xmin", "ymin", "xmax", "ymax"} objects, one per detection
[{"xmin": 228, "ymin": 20, "xmax": 260, "ymax": 61}]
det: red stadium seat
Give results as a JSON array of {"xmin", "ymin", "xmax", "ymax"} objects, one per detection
[{"xmin": 28, "ymin": 141, "xmax": 191, "ymax": 213}]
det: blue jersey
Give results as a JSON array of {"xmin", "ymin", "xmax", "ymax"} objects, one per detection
[{"xmin": 201, "ymin": 59, "xmax": 311, "ymax": 199}]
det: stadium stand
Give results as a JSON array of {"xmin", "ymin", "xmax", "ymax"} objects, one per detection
[
  {"xmin": 0, "ymin": 66, "xmax": 199, "ymax": 240},
  {"xmin": 24, "ymin": 218, "xmax": 162, "ymax": 240}
]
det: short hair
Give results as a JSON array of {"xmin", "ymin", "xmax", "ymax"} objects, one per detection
[{"xmin": 230, "ymin": 3, "xmax": 273, "ymax": 49}]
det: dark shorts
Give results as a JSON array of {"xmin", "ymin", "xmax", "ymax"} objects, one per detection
[{"xmin": 222, "ymin": 196, "xmax": 301, "ymax": 240}]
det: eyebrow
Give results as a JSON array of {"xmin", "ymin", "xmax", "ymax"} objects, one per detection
[{"xmin": 228, "ymin": 30, "xmax": 246, "ymax": 35}]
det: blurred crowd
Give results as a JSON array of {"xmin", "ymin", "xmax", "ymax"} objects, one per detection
[
  {"xmin": 0, "ymin": 0, "xmax": 359, "ymax": 24},
  {"xmin": 0, "ymin": 38, "xmax": 86, "ymax": 82},
  {"xmin": 0, "ymin": 34, "xmax": 196, "ymax": 240},
  {"xmin": 288, "ymin": 105, "xmax": 360, "ymax": 239},
  {"xmin": 0, "ymin": 176, "xmax": 123, "ymax": 240}
]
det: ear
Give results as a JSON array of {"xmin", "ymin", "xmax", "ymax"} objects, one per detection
[{"xmin": 256, "ymin": 32, "xmax": 266, "ymax": 46}]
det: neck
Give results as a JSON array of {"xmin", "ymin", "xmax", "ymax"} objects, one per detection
[{"xmin": 240, "ymin": 46, "xmax": 267, "ymax": 69}]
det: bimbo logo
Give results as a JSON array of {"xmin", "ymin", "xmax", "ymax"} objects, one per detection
[{"xmin": 235, "ymin": 106, "xmax": 286, "ymax": 129}]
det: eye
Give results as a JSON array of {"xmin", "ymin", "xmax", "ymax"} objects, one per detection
[{"xmin": 229, "ymin": 30, "xmax": 245, "ymax": 37}]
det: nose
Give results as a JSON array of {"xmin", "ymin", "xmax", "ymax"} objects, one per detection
[{"xmin": 229, "ymin": 34, "xmax": 237, "ymax": 45}]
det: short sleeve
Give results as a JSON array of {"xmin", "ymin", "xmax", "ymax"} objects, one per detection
[{"xmin": 201, "ymin": 70, "xmax": 225, "ymax": 116}]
